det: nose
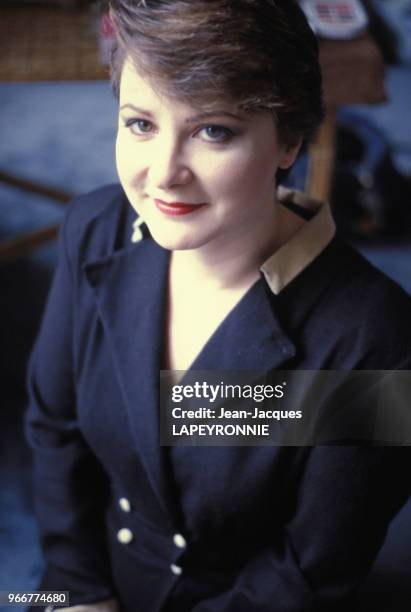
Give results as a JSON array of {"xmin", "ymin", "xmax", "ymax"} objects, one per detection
[{"xmin": 148, "ymin": 137, "xmax": 193, "ymax": 190}]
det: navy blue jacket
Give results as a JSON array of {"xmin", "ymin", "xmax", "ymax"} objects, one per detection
[{"xmin": 26, "ymin": 185, "xmax": 411, "ymax": 611}]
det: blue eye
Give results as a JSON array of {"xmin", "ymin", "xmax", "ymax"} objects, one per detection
[
  {"xmin": 125, "ymin": 119, "xmax": 153, "ymax": 134},
  {"xmin": 200, "ymin": 125, "xmax": 233, "ymax": 143}
]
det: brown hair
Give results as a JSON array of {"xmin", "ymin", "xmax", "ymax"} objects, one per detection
[{"xmin": 109, "ymin": 0, "xmax": 324, "ymax": 147}]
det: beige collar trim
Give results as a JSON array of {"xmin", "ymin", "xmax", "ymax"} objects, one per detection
[{"xmin": 260, "ymin": 186, "xmax": 336, "ymax": 295}]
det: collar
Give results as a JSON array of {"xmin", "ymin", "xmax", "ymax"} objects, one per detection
[
  {"xmin": 131, "ymin": 186, "xmax": 336, "ymax": 296},
  {"xmin": 260, "ymin": 187, "xmax": 336, "ymax": 295}
]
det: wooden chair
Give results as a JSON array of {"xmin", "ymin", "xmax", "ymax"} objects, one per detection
[
  {"xmin": 308, "ymin": 34, "xmax": 386, "ymax": 202},
  {"xmin": 0, "ymin": 3, "xmax": 108, "ymax": 263}
]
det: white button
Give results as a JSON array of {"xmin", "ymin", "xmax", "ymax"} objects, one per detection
[
  {"xmin": 173, "ymin": 533, "xmax": 187, "ymax": 549},
  {"xmin": 170, "ymin": 563, "xmax": 183, "ymax": 576},
  {"xmin": 117, "ymin": 527, "xmax": 133, "ymax": 544},
  {"xmin": 119, "ymin": 497, "xmax": 131, "ymax": 513}
]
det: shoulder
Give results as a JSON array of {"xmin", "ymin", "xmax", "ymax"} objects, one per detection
[
  {"xmin": 60, "ymin": 183, "xmax": 135, "ymax": 264},
  {"xmin": 323, "ymin": 240, "xmax": 411, "ymax": 368},
  {"xmin": 282, "ymin": 237, "xmax": 411, "ymax": 369},
  {"xmin": 328, "ymin": 241, "xmax": 410, "ymax": 323}
]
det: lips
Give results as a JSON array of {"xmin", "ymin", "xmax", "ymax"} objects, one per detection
[{"xmin": 154, "ymin": 199, "xmax": 207, "ymax": 217}]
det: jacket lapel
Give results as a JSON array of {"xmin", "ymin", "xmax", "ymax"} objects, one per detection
[
  {"xmin": 83, "ymin": 239, "xmax": 178, "ymax": 523},
  {"xmin": 190, "ymin": 277, "xmax": 296, "ymax": 371}
]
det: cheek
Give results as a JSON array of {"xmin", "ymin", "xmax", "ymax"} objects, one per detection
[
  {"xmin": 115, "ymin": 132, "xmax": 129, "ymax": 181},
  {"xmin": 115, "ymin": 134, "xmax": 148, "ymax": 217},
  {"xmin": 115, "ymin": 132, "xmax": 144, "ymax": 185},
  {"xmin": 200, "ymin": 145, "xmax": 278, "ymax": 200}
]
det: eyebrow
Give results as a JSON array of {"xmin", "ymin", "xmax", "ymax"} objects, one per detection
[{"xmin": 119, "ymin": 103, "xmax": 248, "ymax": 123}]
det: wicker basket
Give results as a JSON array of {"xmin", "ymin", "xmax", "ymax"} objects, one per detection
[{"xmin": 0, "ymin": 6, "xmax": 109, "ymax": 81}]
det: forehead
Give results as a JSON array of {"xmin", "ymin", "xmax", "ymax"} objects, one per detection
[
  {"xmin": 119, "ymin": 58, "xmax": 242, "ymax": 116},
  {"xmin": 119, "ymin": 59, "xmax": 164, "ymax": 101}
]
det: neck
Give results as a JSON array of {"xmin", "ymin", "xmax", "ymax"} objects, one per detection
[{"xmin": 170, "ymin": 200, "xmax": 305, "ymax": 292}]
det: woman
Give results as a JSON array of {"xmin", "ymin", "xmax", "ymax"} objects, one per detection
[{"xmin": 26, "ymin": 1, "xmax": 411, "ymax": 611}]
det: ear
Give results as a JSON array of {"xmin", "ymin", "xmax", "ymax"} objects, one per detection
[{"xmin": 278, "ymin": 139, "xmax": 302, "ymax": 169}]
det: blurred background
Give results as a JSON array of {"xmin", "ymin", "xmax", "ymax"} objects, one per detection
[{"xmin": 0, "ymin": 1, "xmax": 410, "ymax": 610}]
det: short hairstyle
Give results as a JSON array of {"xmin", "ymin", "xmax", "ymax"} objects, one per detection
[{"xmin": 109, "ymin": 0, "xmax": 324, "ymax": 147}]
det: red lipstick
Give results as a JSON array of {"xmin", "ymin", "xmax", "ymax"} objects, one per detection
[{"xmin": 154, "ymin": 199, "xmax": 207, "ymax": 217}]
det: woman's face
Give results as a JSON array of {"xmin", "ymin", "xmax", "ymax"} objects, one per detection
[{"xmin": 116, "ymin": 60, "xmax": 299, "ymax": 254}]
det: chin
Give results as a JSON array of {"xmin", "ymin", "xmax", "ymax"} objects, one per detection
[
  {"xmin": 147, "ymin": 223, "xmax": 212, "ymax": 252},
  {"xmin": 148, "ymin": 226, "xmax": 197, "ymax": 251}
]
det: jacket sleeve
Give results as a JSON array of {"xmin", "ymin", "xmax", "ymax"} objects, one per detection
[
  {"xmin": 191, "ymin": 445, "xmax": 411, "ymax": 612},
  {"xmin": 25, "ymin": 204, "xmax": 116, "ymax": 607}
]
